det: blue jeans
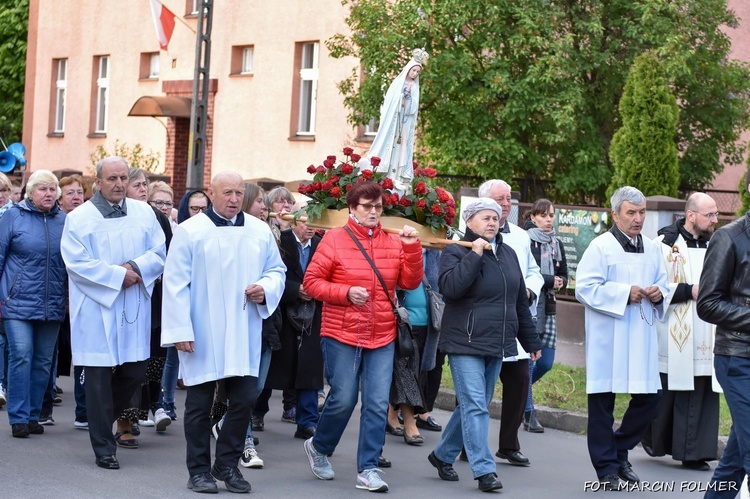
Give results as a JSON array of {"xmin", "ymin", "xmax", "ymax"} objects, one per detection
[
  {"xmin": 296, "ymin": 389, "xmax": 319, "ymax": 429},
  {"xmin": 434, "ymin": 354, "xmax": 502, "ymax": 478},
  {"xmin": 705, "ymin": 354, "xmax": 750, "ymax": 499},
  {"xmin": 526, "ymin": 346, "xmax": 556, "ymax": 411},
  {"xmin": 312, "ymin": 337, "xmax": 394, "ymax": 472},
  {"xmin": 158, "ymin": 346, "xmax": 179, "ymax": 409},
  {"xmin": 4, "ymin": 319, "xmax": 61, "ymax": 424}
]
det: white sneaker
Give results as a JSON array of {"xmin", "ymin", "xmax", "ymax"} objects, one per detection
[
  {"xmin": 240, "ymin": 446, "xmax": 264, "ymax": 468},
  {"xmin": 356, "ymin": 468, "xmax": 388, "ymax": 492},
  {"xmin": 154, "ymin": 408, "xmax": 171, "ymax": 432},
  {"xmin": 138, "ymin": 417, "xmax": 155, "ymax": 427},
  {"xmin": 0, "ymin": 384, "xmax": 6, "ymax": 408}
]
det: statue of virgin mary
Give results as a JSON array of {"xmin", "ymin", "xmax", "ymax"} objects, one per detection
[{"xmin": 359, "ymin": 48, "xmax": 429, "ymax": 194}]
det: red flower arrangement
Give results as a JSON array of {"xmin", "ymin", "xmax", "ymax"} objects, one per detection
[{"xmin": 299, "ymin": 148, "xmax": 456, "ymax": 232}]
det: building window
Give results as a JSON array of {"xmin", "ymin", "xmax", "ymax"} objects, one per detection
[
  {"xmin": 365, "ymin": 118, "xmax": 379, "ymax": 137},
  {"xmin": 187, "ymin": 0, "xmax": 200, "ymax": 15},
  {"xmin": 230, "ymin": 45, "xmax": 254, "ymax": 75},
  {"xmin": 140, "ymin": 52, "xmax": 160, "ymax": 79},
  {"xmin": 94, "ymin": 55, "xmax": 109, "ymax": 133},
  {"xmin": 297, "ymin": 42, "xmax": 319, "ymax": 135},
  {"xmin": 53, "ymin": 59, "xmax": 67, "ymax": 133}
]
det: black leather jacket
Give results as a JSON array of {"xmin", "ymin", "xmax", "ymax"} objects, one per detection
[{"xmin": 697, "ymin": 212, "xmax": 750, "ymax": 358}]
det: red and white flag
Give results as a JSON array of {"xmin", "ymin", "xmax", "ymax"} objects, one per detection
[{"xmin": 150, "ymin": 0, "xmax": 176, "ymax": 51}]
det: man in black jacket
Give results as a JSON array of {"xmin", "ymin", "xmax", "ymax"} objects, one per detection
[{"xmin": 697, "ymin": 175, "xmax": 750, "ymax": 498}]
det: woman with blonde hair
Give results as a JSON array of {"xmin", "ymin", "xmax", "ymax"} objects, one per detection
[{"xmin": 0, "ymin": 170, "xmax": 67, "ymax": 437}]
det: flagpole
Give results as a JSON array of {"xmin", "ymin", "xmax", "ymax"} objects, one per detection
[{"xmin": 174, "ymin": 13, "xmax": 196, "ymax": 34}]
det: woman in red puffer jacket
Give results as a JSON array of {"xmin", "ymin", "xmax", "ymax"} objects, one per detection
[{"xmin": 302, "ymin": 181, "xmax": 423, "ymax": 490}]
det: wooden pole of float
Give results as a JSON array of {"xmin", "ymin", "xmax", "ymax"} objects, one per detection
[{"xmin": 269, "ymin": 212, "xmax": 490, "ymax": 250}]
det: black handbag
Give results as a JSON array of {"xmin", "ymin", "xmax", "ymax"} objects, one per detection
[
  {"xmin": 344, "ymin": 227, "xmax": 415, "ymax": 358},
  {"xmin": 422, "ymin": 275, "xmax": 444, "ymax": 332}
]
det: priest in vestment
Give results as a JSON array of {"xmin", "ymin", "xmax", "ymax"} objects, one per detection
[
  {"xmin": 161, "ymin": 172, "xmax": 286, "ymax": 494},
  {"xmin": 641, "ymin": 192, "xmax": 720, "ymax": 471},
  {"xmin": 61, "ymin": 157, "xmax": 166, "ymax": 470},
  {"xmin": 575, "ymin": 186, "xmax": 668, "ymax": 491}
]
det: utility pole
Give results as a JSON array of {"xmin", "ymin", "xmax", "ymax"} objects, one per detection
[{"xmin": 186, "ymin": 0, "xmax": 213, "ymax": 189}]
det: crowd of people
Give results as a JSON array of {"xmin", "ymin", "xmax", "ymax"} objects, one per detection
[{"xmin": 1, "ymin": 161, "xmax": 747, "ymax": 496}]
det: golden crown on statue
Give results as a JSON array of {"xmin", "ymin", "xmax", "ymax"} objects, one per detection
[{"xmin": 412, "ymin": 48, "xmax": 429, "ymax": 65}]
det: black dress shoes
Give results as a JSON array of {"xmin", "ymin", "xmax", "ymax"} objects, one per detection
[
  {"xmin": 378, "ymin": 453, "xmax": 392, "ymax": 468},
  {"xmin": 477, "ymin": 473, "xmax": 503, "ymax": 492},
  {"xmin": 416, "ymin": 415, "xmax": 442, "ymax": 432},
  {"xmin": 428, "ymin": 451, "xmax": 459, "ymax": 481},
  {"xmin": 251, "ymin": 415, "xmax": 264, "ymax": 432},
  {"xmin": 523, "ymin": 410, "xmax": 544, "ymax": 433},
  {"xmin": 211, "ymin": 464, "xmax": 251, "ymax": 493},
  {"xmin": 386, "ymin": 423, "xmax": 404, "ymax": 437},
  {"xmin": 495, "ymin": 448, "xmax": 530, "ymax": 467},
  {"xmin": 95, "ymin": 455, "xmax": 120, "ymax": 470},
  {"xmin": 618, "ymin": 460, "xmax": 640, "ymax": 483},
  {"xmin": 682, "ymin": 460, "xmax": 711, "ymax": 471},
  {"xmin": 294, "ymin": 426, "xmax": 316, "ymax": 440},
  {"xmin": 187, "ymin": 472, "xmax": 218, "ymax": 493},
  {"xmin": 599, "ymin": 473, "xmax": 626, "ymax": 491}
]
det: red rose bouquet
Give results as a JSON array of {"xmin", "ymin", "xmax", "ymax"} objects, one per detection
[{"xmin": 299, "ymin": 149, "xmax": 455, "ymax": 232}]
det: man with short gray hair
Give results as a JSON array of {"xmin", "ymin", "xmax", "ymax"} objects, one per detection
[{"xmin": 576, "ymin": 186, "xmax": 668, "ymax": 490}]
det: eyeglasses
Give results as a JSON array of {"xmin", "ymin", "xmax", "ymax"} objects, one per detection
[
  {"xmin": 358, "ymin": 203, "xmax": 384, "ymax": 213},
  {"xmin": 150, "ymin": 200, "xmax": 174, "ymax": 208},
  {"xmin": 696, "ymin": 212, "xmax": 719, "ymax": 220},
  {"xmin": 189, "ymin": 205, "xmax": 208, "ymax": 213}
]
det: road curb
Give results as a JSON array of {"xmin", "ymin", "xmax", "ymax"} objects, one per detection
[{"xmin": 435, "ymin": 387, "xmax": 727, "ymax": 454}]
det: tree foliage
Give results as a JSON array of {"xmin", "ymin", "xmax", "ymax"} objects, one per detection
[
  {"xmin": 327, "ymin": 0, "xmax": 750, "ymax": 204},
  {"xmin": 609, "ymin": 52, "xmax": 679, "ymax": 198},
  {"xmin": 0, "ymin": 0, "xmax": 28, "ymax": 144}
]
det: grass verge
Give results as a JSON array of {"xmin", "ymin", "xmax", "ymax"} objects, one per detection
[{"xmin": 440, "ymin": 360, "xmax": 731, "ymax": 436}]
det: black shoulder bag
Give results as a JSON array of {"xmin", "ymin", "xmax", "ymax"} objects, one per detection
[{"xmin": 344, "ymin": 226, "xmax": 415, "ymax": 358}]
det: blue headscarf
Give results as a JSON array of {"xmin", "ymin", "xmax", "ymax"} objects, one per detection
[{"xmin": 176, "ymin": 189, "xmax": 209, "ymax": 223}]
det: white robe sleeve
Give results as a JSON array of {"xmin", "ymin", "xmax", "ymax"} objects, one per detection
[
  {"xmin": 251, "ymin": 231, "xmax": 286, "ymax": 320},
  {"xmin": 161, "ymin": 225, "xmax": 196, "ymax": 345},
  {"xmin": 61, "ymin": 211, "xmax": 128, "ymax": 309},
  {"xmin": 575, "ymin": 238, "xmax": 630, "ymax": 319},
  {"xmin": 130, "ymin": 211, "xmax": 168, "ymax": 296}
]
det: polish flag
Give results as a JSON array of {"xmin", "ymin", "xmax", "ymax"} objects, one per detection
[{"xmin": 150, "ymin": 0, "xmax": 176, "ymax": 51}]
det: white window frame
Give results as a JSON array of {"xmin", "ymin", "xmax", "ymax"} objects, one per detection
[
  {"xmin": 241, "ymin": 46, "xmax": 254, "ymax": 74},
  {"xmin": 95, "ymin": 56, "xmax": 109, "ymax": 133},
  {"xmin": 365, "ymin": 117, "xmax": 379, "ymax": 137},
  {"xmin": 54, "ymin": 59, "xmax": 67, "ymax": 133},
  {"xmin": 149, "ymin": 53, "xmax": 160, "ymax": 78},
  {"xmin": 191, "ymin": 0, "xmax": 200, "ymax": 14},
  {"xmin": 297, "ymin": 42, "xmax": 319, "ymax": 135}
]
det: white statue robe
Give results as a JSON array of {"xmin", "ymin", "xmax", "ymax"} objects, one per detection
[
  {"xmin": 655, "ymin": 234, "xmax": 719, "ymax": 392},
  {"xmin": 61, "ymin": 200, "xmax": 166, "ymax": 367},
  {"xmin": 161, "ymin": 213, "xmax": 286, "ymax": 386},
  {"xmin": 575, "ymin": 232, "xmax": 668, "ymax": 394},
  {"xmin": 502, "ymin": 222, "xmax": 545, "ymax": 361}
]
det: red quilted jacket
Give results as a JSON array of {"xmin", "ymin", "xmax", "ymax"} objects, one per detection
[{"xmin": 303, "ymin": 217, "xmax": 424, "ymax": 349}]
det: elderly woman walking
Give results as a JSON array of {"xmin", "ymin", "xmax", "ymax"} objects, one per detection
[
  {"xmin": 427, "ymin": 198, "xmax": 541, "ymax": 492},
  {"xmin": 302, "ymin": 182, "xmax": 423, "ymax": 492},
  {"xmin": 0, "ymin": 170, "xmax": 67, "ymax": 438}
]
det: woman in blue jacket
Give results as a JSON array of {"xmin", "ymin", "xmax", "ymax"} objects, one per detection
[{"xmin": 0, "ymin": 170, "xmax": 67, "ymax": 438}]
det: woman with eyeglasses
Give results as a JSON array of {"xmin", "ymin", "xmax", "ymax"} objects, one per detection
[
  {"xmin": 301, "ymin": 181, "xmax": 423, "ymax": 492},
  {"xmin": 148, "ymin": 181, "xmax": 177, "ymax": 229}
]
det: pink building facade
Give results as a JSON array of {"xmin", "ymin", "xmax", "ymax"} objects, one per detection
[{"xmin": 21, "ymin": 0, "xmax": 750, "ymax": 201}]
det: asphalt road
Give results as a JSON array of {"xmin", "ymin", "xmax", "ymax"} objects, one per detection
[{"xmin": 0, "ymin": 375, "xmax": 735, "ymax": 498}]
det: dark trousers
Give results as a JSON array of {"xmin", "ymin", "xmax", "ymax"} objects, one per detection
[
  {"xmin": 185, "ymin": 376, "xmax": 258, "ymax": 475},
  {"xmin": 419, "ymin": 349, "xmax": 445, "ymax": 414},
  {"xmin": 73, "ymin": 365, "xmax": 86, "ymax": 420},
  {"xmin": 587, "ymin": 391, "xmax": 661, "ymax": 478},
  {"xmin": 498, "ymin": 359, "xmax": 530, "ymax": 451},
  {"xmin": 84, "ymin": 361, "xmax": 148, "ymax": 458},
  {"xmin": 253, "ymin": 387, "xmax": 296, "ymax": 417}
]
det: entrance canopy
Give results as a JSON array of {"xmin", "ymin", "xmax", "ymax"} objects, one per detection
[{"xmin": 128, "ymin": 96, "xmax": 192, "ymax": 118}]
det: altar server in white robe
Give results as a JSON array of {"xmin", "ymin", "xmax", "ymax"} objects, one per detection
[
  {"xmin": 162, "ymin": 172, "xmax": 285, "ymax": 494},
  {"xmin": 575, "ymin": 186, "xmax": 668, "ymax": 491},
  {"xmin": 642, "ymin": 192, "xmax": 720, "ymax": 471},
  {"xmin": 61, "ymin": 156, "xmax": 166, "ymax": 470},
  {"xmin": 476, "ymin": 179, "xmax": 544, "ymax": 467}
]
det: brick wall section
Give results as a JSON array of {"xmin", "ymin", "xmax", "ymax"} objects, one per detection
[{"xmin": 163, "ymin": 79, "xmax": 218, "ymax": 203}]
